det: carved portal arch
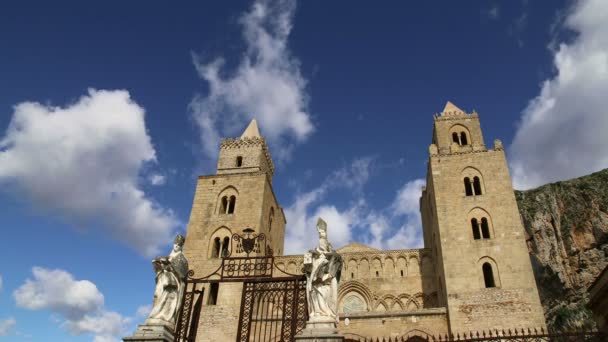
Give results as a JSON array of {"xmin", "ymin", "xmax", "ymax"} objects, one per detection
[{"xmin": 338, "ymin": 281, "xmax": 373, "ymax": 312}]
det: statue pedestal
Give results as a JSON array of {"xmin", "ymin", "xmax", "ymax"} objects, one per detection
[
  {"xmin": 123, "ymin": 324, "xmax": 174, "ymax": 342},
  {"xmin": 295, "ymin": 317, "xmax": 344, "ymax": 342}
]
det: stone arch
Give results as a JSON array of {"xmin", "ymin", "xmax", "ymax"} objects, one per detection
[
  {"xmin": 347, "ymin": 259, "xmax": 358, "ymax": 280},
  {"xmin": 384, "ymin": 257, "xmax": 395, "ymax": 277},
  {"xmin": 449, "ymin": 124, "xmax": 471, "ymax": 146},
  {"xmin": 461, "ymin": 167, "xmax": 485, "ymax": 196},
  {"xmin": 405, "ymin": 297, "xmax": 419, "ymax": 310},
  {"xmin": 339, "ymin": 291, "xmax": 368, "ymax": 314},
  {"xmin": 338, "ymin": 281, "xmax": 373, "ymax": 313},
  {"xmin": 372, "ymin": 257, "xmax": 382, "ymax": 278},
  {"xmin": 208, "ymin": 226, "xmax": 232, "ymax": 258},
  {"xmin": 402, "ymin": 328, "xmax": 433, "ymax": 341},
  {"xmin": 379, "ymin": 294, "xmax": 401, "ymax": 311},
  {"xmin": 287, "ymin": 261, "xmax": 298, "ymax": 274},
  {"xmin": 374, "ymin": 301, "xmax": 388, "ymax": 312},
  {"xmin": 408, "ymin": 255, "xmax": 420, "ymax": 275},
  {"xmin": 468, "ymin": 207, "xmax": 494, "ymax": 240},
  {"xmin": 412, "ymin": 292, "xmax": 426, "ymax": 308},
  {"xmin": 397, "ymin": 256, "xmax": 407, "ymax": 277},
  {"xmin": 478, "ymin": 256, "xmax": 501, "ymax": 288},
  {"xmin": 216, "ymin": 186, "xmax": 239, "ymax": 214}
]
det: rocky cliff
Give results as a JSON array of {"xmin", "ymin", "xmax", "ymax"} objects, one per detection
[{"xmin": 515, "ymin": 169, "xmax": 608, "ymax": 331}]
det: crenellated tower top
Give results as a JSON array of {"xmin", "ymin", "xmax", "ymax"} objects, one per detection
[{"xmin": 217, "ymin": 119, "xmax": 275, "ymax": 180}]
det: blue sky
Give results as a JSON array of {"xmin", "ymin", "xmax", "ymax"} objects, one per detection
[{"xmin": 1, "ymin": 0, "xmax": 608, "ymax": 340}]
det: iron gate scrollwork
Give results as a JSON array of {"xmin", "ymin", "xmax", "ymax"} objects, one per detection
[
  {"xmin": 237, "ymin": 276, "xmax": 308, "ymax": 342},
  {"xmin": 174, "ymin": 277, "xmax": 205, "ymax": 342}
]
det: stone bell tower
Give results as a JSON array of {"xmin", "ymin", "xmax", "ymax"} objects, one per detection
[
  {"xmin": 182, "ymin": 119, "xmax": 286, "ymax": 341},
  {"xmin": 420, "ymin": 102, "xmax": 546, "ymax": 333}
]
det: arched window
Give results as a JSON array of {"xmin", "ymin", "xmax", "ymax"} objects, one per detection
[
  {"xmin": 220, "ymin": 196, "xmax": 228, "ymax": 214},
  {"xmin": 236, "ymin": 156, "xmax": 243, "ymax": 167},
  {"xmin": 269, "ymin": 207, "xmax": 274, "ymax": 232},
  {"xmin": 460, "ymin": 132, "xmax": 468, "ymax": 145},
  {"xmin": 471, "ymin": 218, "xmax": 481, "ymax": 240},
  {"xmin": 211, "ymin": 237, "xmax": 220, "ymax": 258},
  {"xmin": 482, "ymin": 263, "xmax": 496, "ymax": 288},
  {"xmin": 464, "ymin": 177, "xmax": 473, "ymax": 196},
  {"xmin": 227, "ymin": 196, "xmax": 236, "ymax": 214},
  {"xmin": 481, "ymin": 218, "xmax": 490, "ymax": 239},
  {"xmin": 221, "ymin": 237, "xmax": 230, "ymax": 257},
  {"xmin": 473, "ymin": 176, "xmax": 482, "ymax": 195},
  {"xmin": 452, "ymin": 132, "xmax": 459, "ymax": 144}
]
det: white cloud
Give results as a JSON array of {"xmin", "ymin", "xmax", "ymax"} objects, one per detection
[
  {"xmin": 191, "ymin": 0, "xmax": 313, "ymax": 161},
  {"xmin": 65, "ymin": 311, "xmax": 129, "ymax": 339},
  {"xmin": 14, "ymin": 267, "xmax": 104, "ymax": 320},
  {"xmin": 0, "ymin": 318, "xmax": 16, "ymax": 336},
  {"xmin": 14, "ymin": 267, "xmax": 129, "ymax": 341},
  {"xmin": 135, "ymin": 304, "xmax": 152, "ymax": 318},
  {"xmin": 510, "ymin": 0, "xmax": 608, "ymax": 189},
  {"xmin": 382, "ymin": 178, "xmax": 426, "ymax": 250},
  {"xmin": 0, "ymin": 89, "xmax": 179, "ymax": 256},
  {"xmin": 283, "ymin": 158, "xmax": 373, "ymax": 254},
  {"xmin": 283, "ymin": 158, "xmax": 426, "ymax": 253},
  {"xmin": 393, "ymin": 178, "xmax": 425, "ymax": 217},
  {"xmin": 148, "ymin": 174, "xmax": 166, "ymax": 186}
]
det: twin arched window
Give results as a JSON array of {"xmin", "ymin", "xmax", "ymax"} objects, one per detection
[
  {"xmin": 211, "ymin": 236, "xmax": 231, "ymax": 258},
  {"xmin": 219, "ymin": 195, "xmax": 236, "ymax": 214},
  {"xmin": 452, "ymin": 131, "xmax": 468, "ymax": 146},
  {"xmin": 464, "ymin": 176, "xmax": 482, "ymax": 196},
  {"xmin": 471, "ymin": 217, "xmax": 491, "ymax": 240}
]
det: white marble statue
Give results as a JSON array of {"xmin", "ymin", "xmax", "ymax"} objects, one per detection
[
  {"xmin": 304, "ymin": 218, "xmax": 343, "ymax": 323},
  {"xmin": 145, "ymin": 234, "xmax": 189, "ymax": 329}
]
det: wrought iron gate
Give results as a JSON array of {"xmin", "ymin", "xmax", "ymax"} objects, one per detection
[
  {"xmin": 175, "ymin": 229, "xmax": 308, "ymax": 342},
  {"xmin": 236, "ymin": 276, "xmax": 308, "ymax": 342}
]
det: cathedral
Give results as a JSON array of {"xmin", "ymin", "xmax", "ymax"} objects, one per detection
[{"xmin": 181, "ymin": 102, "xmax": 547, "ymax": 341}]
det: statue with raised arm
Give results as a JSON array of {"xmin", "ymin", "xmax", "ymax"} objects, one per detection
[
  {"xmin": 303, "ymin": 218, "xmax": 343, "ymax": 324},
  {"xmin": 145, "ymin": 234, "xmax": 189, "ymax": 330}
]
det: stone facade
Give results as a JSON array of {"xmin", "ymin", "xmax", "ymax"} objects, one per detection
[{"xmin": 182, "ymin": 105, "xmax": 547, "ymax": 341}]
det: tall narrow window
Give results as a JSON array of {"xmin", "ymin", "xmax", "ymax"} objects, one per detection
[
  {"xmin": 452, "ymin": 132, "xmax": 459, "ymax": 144},
  {"xmin": 471, "ymin": 218, "xmax": 481, "ymax": 240},
  {"xmin": 481, "ymin": 218, "xmax": 490, "ymax": 239},
  {"xmin": 464, "ymin": 177, "xmax": 473, "ymax": 196},
  {"xmin": 221, "ymin": 237, "xmax": 230, "ymax": 257},
  {"xmin": 473, "ymin": 177, "xmax": 482, "ymax": 195},
  {"xmin": 236, "ymin": 156, "xmax": 243, "ymax": 167},
  {"xmin": 211, "ymin": 237, "xmax": 220, "ymax": 258},
  {"xmin": 351, "ymin": 272, "xmax": 354, "ymax": 279},
  {"xmin": 220, "ymin": 196, "xmax": 228, "ymax": 214},
  {"xmin": 208, "ymin": 283, "xmax": 219, "ymax": 305},
  {"xmin": 460, "ymin": 132, "xmax": 468, "ymax": 146},
  {"xmin": 227, "ymin": 196, "xmax": 236, "ymax": 214},
  {"xmin": 269, "ymin": 207, "xmax": 275, "ymax": 232},
  {"xmin": 482, "ymin": 263, "xmax": 496, "ymax": 288}
]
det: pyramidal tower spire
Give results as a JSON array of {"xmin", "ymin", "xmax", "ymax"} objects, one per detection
[
  {"xmin": 441, "ymin": 101, "xmax": 465, "ymax": 116},
  {"xmin": 241, "ymin": 119, "xmax": 261, "ymax": 139}
]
